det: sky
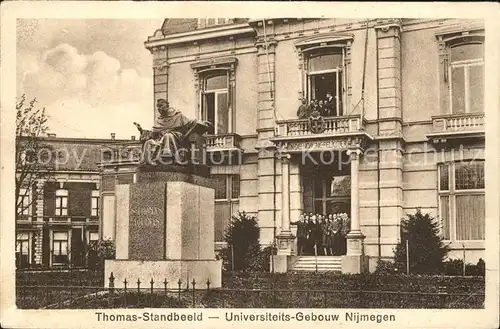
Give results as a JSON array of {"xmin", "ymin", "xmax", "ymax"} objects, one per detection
[{"xmin": 17, "ymin": 19, "xmax": 165, "ymax": 139}]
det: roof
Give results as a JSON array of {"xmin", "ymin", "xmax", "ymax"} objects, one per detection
[
  {"xmin": 161, "ymin": 19, "xmax": 199, "ymax": 35},
  {"xmin": 160, "ymin": 18, "xmax": 250, "ymax": 36},
  {"xmin": 17, "ymin": 136, "xmax": 132, "ymax": 172}
]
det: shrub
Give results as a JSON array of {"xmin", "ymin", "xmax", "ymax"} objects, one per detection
[
  {"xmin": 443, "ymin": 258, "xmax": 486, "ymax": 276},
  {"xmin": 374, "ymin": 258, "xmax": 397, "ymax": 275},
  {"xmin": 394, "ymin": 209, "xmax": 450, "ymax": 275},
  {"xmin": 250, "ymin": 245, "xmax": 278, "ymax": 272},
  {"xmin": 87, "ymin": 239, "xmax": 115, "ymax": 271},
  {"xmin": 220, "ymin": 211, "xmax": 262, "ymax": 272}
]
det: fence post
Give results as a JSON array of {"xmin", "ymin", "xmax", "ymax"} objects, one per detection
[
  {"xmin": 164, "ymin": 279, "xmax": 168, "ymax": 297},
  {"xmin": 123, "ymin": 279, "xmax": 128, "ymax": 308},
  {"xmin": 137, "ymin": 279, "xmax": 141, "ymax": 307},
  {"xmin": 231, "ymin": 244, "xmax": 235, "ymax": 272},
  {"xmin": 206, "ymin": 278, "xmax": 211, "ymax": 307},
  {"xmin": 177, "ymin": 279, "xmax": 182, "ymax": 299},
  {"xmin": 109, "ymin": 272, "xmax": 115, "ymax": 294},
  {"xmin": 323, "ymin": 291, "xmax": 327, "ymax": 308},
  {"xmin": 406, "ymin": 240, "xmax": 410, "ymax": 275},
  {"xmin": 150, "ymin": 278, "xmax": 154, "ymax": 307},
  {"xmin": 462, "ymin": 244, "xmax": 466, "ymax": 276},
  {"xmin": 192, "ymin": 279, "xmax": 196, "ymax": 307},
  {"xmin": 438, "ymin": 284, "xmax": 447, "ymax": 308}
]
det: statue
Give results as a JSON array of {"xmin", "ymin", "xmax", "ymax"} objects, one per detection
[{"xmin": 134, "ymin": 99, "xmax": 212, "ymax": 166}]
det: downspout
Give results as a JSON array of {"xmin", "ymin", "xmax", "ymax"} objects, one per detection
[
  {"xmin": 263, "ymin": 19, "xmax": 277, "ymax": 270},
  {"xmin": 375, "ymin": 27, "xmax": 382, "ymax": 260},
  {"xmin": 361, "ymin": 19, "xmax": 369, "ymax": 119}
]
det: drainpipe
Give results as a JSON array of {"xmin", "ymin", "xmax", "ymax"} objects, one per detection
[{"xmin": 376, "ymin": 29, "xmax": 382, "ymax": 260}]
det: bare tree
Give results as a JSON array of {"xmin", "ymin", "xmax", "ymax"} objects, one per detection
[{"xmin": 15, "ymin": 95, "xmax": 54, "ymax": 223}]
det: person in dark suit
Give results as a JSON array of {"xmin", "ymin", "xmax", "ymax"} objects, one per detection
[
  {"xmin": 306, "ymin": 215, "xmax": 316, "ymax": 255},
  {"xmin": 291, "ymin": 214, "xmax": 308, "ymax": 255},
  {"xmin": 296, "ymin": 98, "xmax": 309, "ymax": 119},
  {"xmin": 324, "ymin": 91, "xmax": 335, "ymax": 116}
]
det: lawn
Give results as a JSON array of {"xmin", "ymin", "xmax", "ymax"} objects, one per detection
[{"xmin": 16, "ymin": 270, "xmax": 485, "ymax": 309}]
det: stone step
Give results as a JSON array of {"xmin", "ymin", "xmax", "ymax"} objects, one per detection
[
  {"xmin": 291, "ymin": 256, "xmax": 343, "ymax": 272},
  {"xmin": 295, "ymin": 259, "xmax": 342, "ymax": 263}
]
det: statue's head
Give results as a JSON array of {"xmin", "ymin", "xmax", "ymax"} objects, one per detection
[{"xmin": 157, "ymin": 99, "xmax": 169, "ymax": 115}]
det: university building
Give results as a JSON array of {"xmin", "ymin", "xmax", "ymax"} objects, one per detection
[
  {"xmin": 17, "ymin": 18, "xmax": 485, "ymax": 272},
  {"xmin": 130, "ymin": 17, "xmax": 484, "ymax": 272}
]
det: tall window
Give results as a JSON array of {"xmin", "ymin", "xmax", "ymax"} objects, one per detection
[
  {"xmin": 213, "ymin": 175, "xmax": 240, "ymax": 242},
  {"xmin": 52, "ymin": 231, "xmax": 69, "ymax": 264},
  {"xmin": 307, "ymin": 48, "xmax": 345, "ymax": 116},
  {"xmin": 55, "ymin": 189, "xmax": 68, "ymax": 216},
  {"xmin": 313, "ymin": 164, "xmax": 351, "ymax": 215},
  {"xmin": 89, "ymin": 231, "xmax": 99, "ymax": 243},
  {"xmin": 16, "ymin": 232, "xmax": 30, "ymax": 268},
  {"xmin": 202, "ymin": 71, "xmax": 229, "ymax": 135},
  {"xmin": 438, "ymin": 161, "xmax": 485, "ymax": 241},
  {"xmin": 91, "ymin": 190, "xmax": 99, "ymax": 217},
  {"xmin": 17, "ymin": 187, "xmax": 31, "ymax": 217},
  {"xmin": 447, "ymin": 40, "xmax": 484, "ymax": 114}
]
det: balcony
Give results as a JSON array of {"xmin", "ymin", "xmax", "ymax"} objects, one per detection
[
  {"xmin": 205, "ymin": 133, "xmax": 242, "ymax": 152},
  {"xmin": 271, "ymin": 114, "xmax": 372, "ymax": 153},
  {"xmin": 427, "ymin": 112, "xmax": 485, "ymax": 144},
  {"xmin": 99, "ymin": 134, "xmax": 243, "ymax": 169}
]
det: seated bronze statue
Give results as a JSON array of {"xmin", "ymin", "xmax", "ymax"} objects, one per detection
[{"xmin": 134, "ymin": 99, "xmax": 212, "ymax": 165}]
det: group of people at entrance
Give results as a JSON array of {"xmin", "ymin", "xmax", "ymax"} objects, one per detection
[
  {"xmin": 291, "ymin": 213, "xmax": 350, "ymax": 256},
  {"xmin": 296, "ymin": 92, "xmax": 339, "ymax": 119}
]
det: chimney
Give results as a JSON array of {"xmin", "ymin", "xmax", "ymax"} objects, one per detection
[
  {"xmin": 47, "ymin": 133, "xmax": 57, "ymax": 137},
  {"xmin": 131, "ymin": 136, "xmax": 136, "ymax": 141},
  {"xmin": 110, "ymin": 133, "xmax": 116, "ymax": 140}
]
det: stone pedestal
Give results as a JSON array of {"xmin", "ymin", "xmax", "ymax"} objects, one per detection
[
  {"xmin": 104, "ymin": 170, "xmax": 222, "ymax": 288},
  {"xmin": 271, "ymin": 231, "xmax": 295, "ymax": 273},
  {"xmin": 341, "ymin": 230, "xmax": 368, "ymax": 274}
]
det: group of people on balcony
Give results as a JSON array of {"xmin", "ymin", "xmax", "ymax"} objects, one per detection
[
  {"xmin": 291, "ymin": 212, "xmax": 350, "ymax": 256},
  {"xmin": 297, "ymin": 92, "xmax": 337, "ymax": 119}
]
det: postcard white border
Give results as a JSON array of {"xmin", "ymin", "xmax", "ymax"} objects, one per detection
[{"xmin": 1, "ymin": 2, "xmax": 499, "ymax": 329}]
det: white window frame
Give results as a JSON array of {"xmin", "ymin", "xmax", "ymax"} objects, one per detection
[
  {"xmin": 55, "ymin": 189, "xmax": 68, "ymax": 217},
  {"xmin": 305, "ymin": 47, "xmax": 346, "ymax": 116},
  {"xmin": 438, "ymin": 161, "xmax": 485, "ymax": 242},
  {"xmin": 213, "ymin": 175, "xmax": 240, "ymax": 244},
  {"xmin": 17, "ymin": 187, "xmax": 31, "ymax": 216},
  {"xmin": 88, "ymin": 231, "xmax": 99, "ymax": 243},
  {"xmin": 201, "ymin": 71, "xmax": 230, "ymax": 135},
  {"xmin": 16, "ymin": 232, "xmax": 30, "ymax": 255},
  {"xmin": 448, "ymin": 43, "xmax": 484, "ymax": 114},
  {"xmin": 91, "ymin": 190, "xmax": 100, "ymax": 217},
  {"xmin": 52, "ymin": 231, "xmax": 69, "ymax": 265}
]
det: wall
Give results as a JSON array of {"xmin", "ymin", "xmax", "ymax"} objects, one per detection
[
  {"xmin": 401, "ymin": 26, "xmax": 440, "ymax": 122},
  {"xmin": 234, "ymin": 52, "xmax": 258, "ymax": 135}
]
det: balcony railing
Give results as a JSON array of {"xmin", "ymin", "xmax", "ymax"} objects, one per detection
[
  {"xmin": 205, "ymin": 133, "xmax": 242, "ymax": 151},
  {"xmin": 431, "ymin": 112, "xmax": 485, "ymax": 133},
  {"xmin": 275, "ymin": 115, "xmax": 365, "ymax": 138}
]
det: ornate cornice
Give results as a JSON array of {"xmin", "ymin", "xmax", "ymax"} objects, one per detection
[
  {"xmin": 271, "ymin": 133, "xmax": 372, "ymax": 154},
  {"xmin": 294, "ymin": 32, "xmax": 354, "ymax": 49},
  {"xmin": 190, "ymin": 56, "xmax": 238, "ymax": 71}
]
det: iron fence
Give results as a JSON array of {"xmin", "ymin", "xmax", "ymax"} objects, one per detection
[{"xmin": 16, "ymin": 272, "xmax": 485, "ymax": 309}]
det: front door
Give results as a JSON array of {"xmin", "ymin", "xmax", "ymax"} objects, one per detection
[
  {"xmin": 301, "ymin": 152, "xmax": 351, "ymax": 256},
  {"xmin": 71, "ymin": 228, "xmax": 84, "ymax": 267}
]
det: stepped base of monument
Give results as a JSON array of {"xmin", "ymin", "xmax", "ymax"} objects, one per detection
[{"xmin": 104, "ymin": 259, "xmax": 222, "ymax": 289}]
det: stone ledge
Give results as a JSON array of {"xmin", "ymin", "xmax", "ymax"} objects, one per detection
[{"xmin": 135, "ymin": 167, "xmax": 214, "ymax": 189}]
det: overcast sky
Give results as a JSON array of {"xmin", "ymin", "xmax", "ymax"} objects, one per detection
[{"xmin": 17, "ymin": 19, "xmax": 164, "ymax": 139}]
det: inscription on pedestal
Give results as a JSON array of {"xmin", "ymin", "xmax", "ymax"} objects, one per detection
[{"xmin": 129, "ymin": 183, "xmax": 165, "ymax": 260}]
